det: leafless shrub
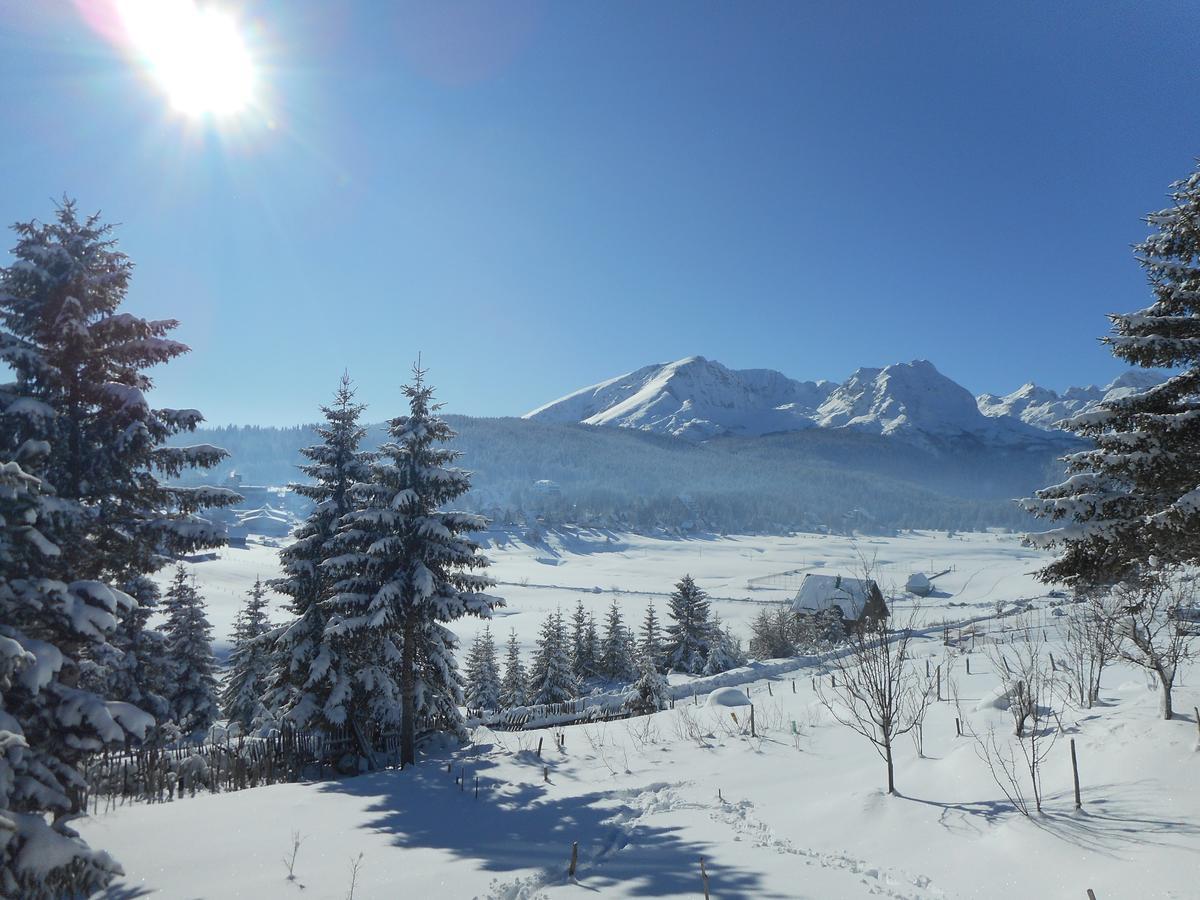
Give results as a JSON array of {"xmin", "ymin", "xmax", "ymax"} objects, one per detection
[
  {"xmin": 282, "ymin": 830, "xmax": 306, "ymax": 882},
  {"xmin": 816, "ymin": 603, "xmax": 932, "ymax": 794},
  {"xmin": 1110, "ymin": 572, "xmax": 1196, "ymax": 720},
  {"xmin": 1061, "ymin": 593, "xmax": 1117, "ymax": 709},
  {"xmin": 961, "ymin": 625, "xmax": 1058, "ymax": 815}
]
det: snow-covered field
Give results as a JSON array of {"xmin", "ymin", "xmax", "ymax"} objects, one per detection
[
  {"xmin": 92, "ymin": 531, "xmax": 1200, "ymax": 899},
  {"xmin": 173, "ymin": 527, "xmax": 1051, "ymax": 655}
]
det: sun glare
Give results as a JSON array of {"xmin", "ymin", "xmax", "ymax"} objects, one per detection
[{"xmin": 117, "ymin": 0, "xmax": 256, "ymax": 117}]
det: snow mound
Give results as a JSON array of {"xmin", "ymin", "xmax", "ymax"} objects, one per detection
[{"xmin": 706, "ymin": 686, "xmax": 752, "ymax": 708}]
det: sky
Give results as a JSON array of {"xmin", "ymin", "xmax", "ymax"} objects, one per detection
[{"xmin": 1, "ymin": 1, "xmax": 1198, "ymax": 426}]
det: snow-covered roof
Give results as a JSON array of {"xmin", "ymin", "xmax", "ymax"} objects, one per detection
[{"xmin": 790, "ymin": 574, "xmax": 880, "ymax": 618}]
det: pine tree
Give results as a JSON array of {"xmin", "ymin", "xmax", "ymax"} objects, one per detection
[
  {"xmin": 0, "ymin": 453, "xmax": 153, "ymax": 897},
  {"xmin": 221, "ymin": 578, "xmax": 273, "ymax": 731},
  {"xmin": 0, "ymin": 200, "xmax": 238, "ymax": 716},
  {"xmin": 569, "ymin": 599, "xmax": 599, "ymax": 683},
  {"xmin": 267, "ymin": 374, "xmax": 374, "ymax": 730},
  {"xmin": 599, "ymin": 600, "xmax": 637, "ymax": 683},
  {"xmin": 639, "ymin": 602, "xmax": 665, "ymax": 673},
  {"xmin": 464, "ymin": 626, "xmax": 502, "ymax": 713},
  {"xmin": 527, "ymin": 610, "xmax": 577, "ymax": 705},
  {"xmin": 500, "ymin": 630, "xmax": 529, "ymax": 708},
  {"xmin": 1025, "ymin": 160, "xmax": 1200, "ymax": 586},
  {"xmin": 702, "ymin": 613, "xmax": 745, "ymax": 675},
  {"xmin": 161, "ymin": 566, "xmax": 219, "ymax": 738},
  {"xmin": 325, "ymin": 365, "xmax": 501, "ymax": 765},
  {"xmin": 630, "ymin": 639, "xmax": 671, "ymax": 715},
  {"xmin": 664, "ymin": 574, "xmax": 711, "ymax": 674}
]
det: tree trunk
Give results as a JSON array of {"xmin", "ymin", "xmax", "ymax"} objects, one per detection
[
  {"xmin": 1158, "ymin": 668, "xmax": 1174, "ymax": 720},
  {"xmin": 400, "ymin": 616, "xmax": 417, "ymax": 766},
  {"xmin": 885, "ymin": 738, "xmax": 895, "ymax": 794}
]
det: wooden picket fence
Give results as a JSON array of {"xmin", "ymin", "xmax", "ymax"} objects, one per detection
[{"xmin": 80, "ymin": 720, "xmax": 405, "ymax": 810}]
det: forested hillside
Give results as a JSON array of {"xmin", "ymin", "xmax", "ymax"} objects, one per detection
[{"xmin": 172, "ymin": 416, "xmax": 1071, "ymax": 534}]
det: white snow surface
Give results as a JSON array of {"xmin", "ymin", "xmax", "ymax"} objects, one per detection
[{"xmin": 88, "ymin": 530, "xmax": 1200, "ymax": 899}]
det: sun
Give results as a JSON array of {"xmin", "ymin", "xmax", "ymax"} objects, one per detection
[{"xmin": 117, "ymin": 0, "xmax": 256, "ymax": 117}]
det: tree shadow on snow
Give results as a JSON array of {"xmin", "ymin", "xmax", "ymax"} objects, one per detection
[
  {"xmin": 905, "ymin": 783, "xmax": 1200, "ymax": 858},
  {"xmin": 318, "ymin": 758, "xmax": 782, "ymax": 898}
]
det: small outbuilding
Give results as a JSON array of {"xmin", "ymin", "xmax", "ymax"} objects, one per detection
[{"xmin": 790, "ymin": 573, "xmax": 888, "ymax": 629}]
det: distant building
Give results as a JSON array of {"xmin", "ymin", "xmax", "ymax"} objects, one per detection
[
  {"xmin": 790, "ymin": 574, "xmax": 888, "ymax": 628},
  {"xmin": 532, "ymin": 479, "xmax": 562, "ymax": 496}
]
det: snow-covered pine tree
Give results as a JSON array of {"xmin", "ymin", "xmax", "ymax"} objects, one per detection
[
  {"xmin": 639, "ymin": 602, "xmax": 665, "ymax": 673},
  {"xmin": 630, "ymin": 641, "xmax": 671, "ymax": 715},
  {"xmin": 527, "ymin": 609, "xmax": 577, "ymax": 705},
  {"xmin": 569, "ymin": 599, "xmax": 599, "ymax": 683},
  {"xmin": 267, "ymin": 373, "xmax": 374, "ymax": 730},
  {"xmin": 160, "ymin": 566, "xmax": 219, "ymax": 738},
  {"xmin": 0, "ymin": 446, "xmax": 152, "ymax": 897},
  {"xmin": 664, "ymin": 574, "xmax": 711, "ymax": 674},
  {"xmin": 325, "ymin": 365, "xmax": 501, "ymax": 765},
  {"xmin": 702, "ymin": 613, "xmax": 745, "ymax": 675},
  {"xmin": 1024, "ymin": 161, "xmax": 1200, "ymax": 586},
  {"xmin": 0, "ymin": 200, "xmax": 239, "ymax": 717},
  {"xmin": 221, "ymin": 578, "xmax": 273, "ymax": 731},
  {"xmin": 500, "ymin": 630, "xmax": 529, "ymax": 708},
  {"xmin": 464, "ymin": 626, "xmax": 502, "ymax": 713},
  {"xmin": 599, "ymin": 599, "xmax": 637, "ymax": 684}
]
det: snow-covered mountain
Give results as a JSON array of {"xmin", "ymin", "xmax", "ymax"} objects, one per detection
[
  {"xmin": 525, "ymin": 357, "xmax": 1063, "ymax": 448},
  {"xmin": 523, "ymin": 356, "xmax": 835, "ymax": 440},
  {"xmin": 976, "ymin": 370, "xmax": 1168, "ymax": 431}
]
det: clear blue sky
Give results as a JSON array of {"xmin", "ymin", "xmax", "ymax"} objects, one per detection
[{"xmin": 2, "ymin": 1, "xmax": 1198, "ymax": 425}]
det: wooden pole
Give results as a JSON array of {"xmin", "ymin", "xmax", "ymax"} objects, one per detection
[
  {"xmin": 568, "ymin": 841, "xmax": 579, "ymax": 879},
  {"xmin": 1087, "ymin": 890, "xmax": 1097, "ymax": 900},
  {"xmin": 700, "ymin": 857, "xmax": 711, "ymax": 900},
  {"xmin": 966, "ymin": 657, "xmax": 971, "ymax": 675},
  {"xmin": 767, "ymin": 682, "xmax": 773, "ymax": 696},
  {"xmin": 537, "ymin": 737, "xmax": 543, "ymax": 758},
  {"xmin": 792, "ymin": 679, "xmax": 796, "ymax": 693},
  {"xmin": 750, "ymin": 705, "xmax": 756, "ymax": 738},
  {"xmin": 1070, "ymin": 738, "xmax": 1082, "ymax": 810},
  {"xmin": 936, "ymin": 665, "xmax": 942, "ymax": 702},
  {"xmin": 543, "ymin": 765, "xmax": 549, "ymax": 783},
  {"xmin": 1194, "ymin": 707, "xmax": 1200, "ymax": 743}
]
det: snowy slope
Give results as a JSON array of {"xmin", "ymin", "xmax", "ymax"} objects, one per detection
[
  {"xmin": 977, "ymin": 370, "xmax": 1168, "ymax": 430},
  {"xmin": 527, "ymin": 356, "xmax": 1060, "ymax": 448},
  {"xmin": 524, "ymin": 356, "xmax": 834, "ymax": 440},
  {"xmin": 85, "ymin": 531, "xmax": 1200, "ymax": 900}
]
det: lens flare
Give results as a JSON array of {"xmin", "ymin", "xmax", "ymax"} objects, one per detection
[{"xmin": 116, "ymin": 0, "xmax": 256, "ymax": 116}]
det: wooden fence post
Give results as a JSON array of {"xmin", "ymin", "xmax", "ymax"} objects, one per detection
[
  {"xmin": 750, "ymin": 705, "xmax": 756, "ymax": 738},
  {"xmin": 700, "ymin": 857, "xmax": 710, "ymax": 900},
  {"xmin": 936, "ymin": 665, "xmax": 942, "ymax": 701},
  {"xmin": 537, "ymin": 737, "xmax": 543, "ymax": 758},
  {"xmin": 1070, "ymin": 738, "xmax": 1082, "ymax": 810},
  {"xmin": 568, "ymin": 841, "xmax": 579, "ymax": 879}
]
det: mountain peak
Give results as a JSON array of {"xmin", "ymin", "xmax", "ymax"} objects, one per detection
[{"xmin": 527, "ymin": 356, "xmax": 1060, "ymax": 448}]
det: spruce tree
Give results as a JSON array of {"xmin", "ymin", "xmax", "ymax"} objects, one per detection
[
  {"xmin": 630, "ymin": 640, "xmax": 671, "ymax": 715},
  {"xmin": 1025, "ymin": 160, "xmax": 1200, "ymax": 586},
  {"xmin": 325, "ymin": 365, "xmax": 500, "ymax": 765},
  {"xmin": 0, "ymin": 200, "xmax": 238, "ymax": 714},
  {"xmin": 500, "ymin": 630, "xmax": 529, "ymax": 708},
  {"xmin": 221, "ymin": 578, "xmax": 273, "ymax": 731},
  {"xmin": 569, "ymin": 599, "xmax": 599, "ymax": 683},
  {"xmin": 664, "ymin": 574, "xmax": 711, "ymax": 674},
  {"xmin": 160, "ymin": 566, "xmax": 219, "ymax": 738},
  {"xmin": 0, "ymin": 452, "xmax": 153, "ymax": 896},
  {"xmin": 599, "ymin": 600, "xmax": 637, "ymax": 683},
  {"xmin": 527, "ymin": 610, "xmax": 577, "ymax": 705},
  {"xmin": 639, "ymin": 602, "xmax": 665, "ymax": 674},
  {"xmin": 702, "ymin": 613, "xmax": 745, "ymax": 675},
  {"xmin": 464, "ymin": 626, "xmax": 502, "ymax": 713},
  {"xmin": 267, "ymin": 374, "xmax": 374, "ymax": 729}
]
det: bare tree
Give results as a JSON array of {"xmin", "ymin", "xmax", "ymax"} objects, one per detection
[
  {"xmin": 817, "ymin": 605, "xmax": 932, "ymax": 795},
  {"xmin": 960, "ymin": 625, "xmax": 1058, "ymax": 815},
  {"xmin": 1110, "ymin": 573, "xmax": 1196, "ymax": 720},
  {"xmin": 1061, "ymin": 592, "xmax": 1117, "ymax": 709}
]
